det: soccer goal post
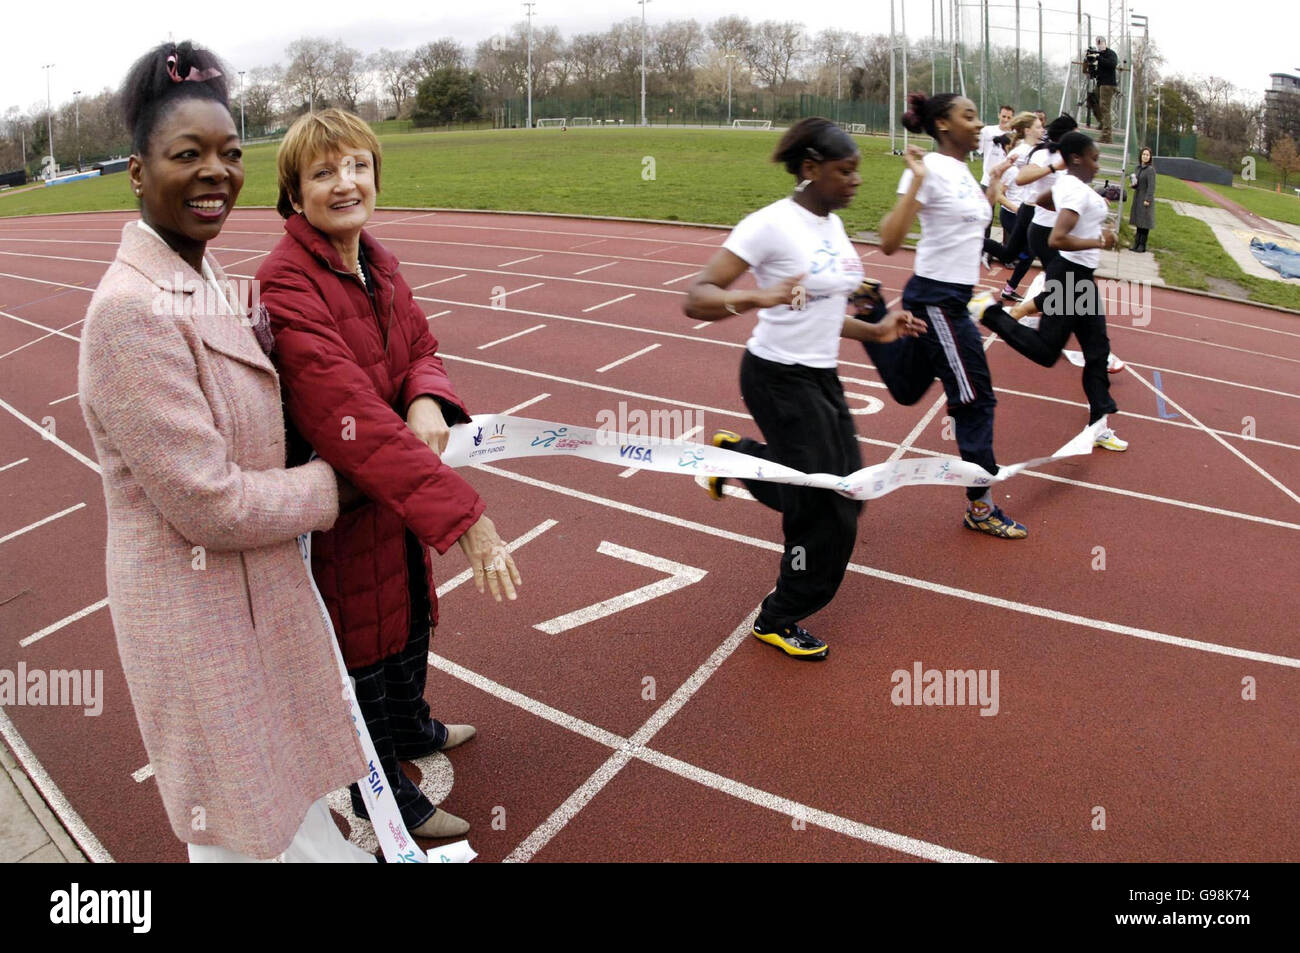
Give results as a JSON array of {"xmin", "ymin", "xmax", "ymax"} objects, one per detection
[
  {"xmin": 731, "ymin": 119, "xmax": 772, "ymax": 130},
  {"xmin": 568, "ymin": 117, "xmax": 594, "ymax": 127},
  {"xmin": 535, "ymin": 118, "xmax": 567, "ymax": 128}
]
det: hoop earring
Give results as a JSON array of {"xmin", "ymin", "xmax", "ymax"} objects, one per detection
[{"xmin": 794, "ymin": 179, "xmax": 812, "ymax": 193}]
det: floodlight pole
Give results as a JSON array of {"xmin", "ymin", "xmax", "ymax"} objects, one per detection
[
  {"xmin": 43, "ymin": 64, "xmax": 54, "ymax": 169},
  {"xmin": 73, "ymin": 90, "xmax": 81, "ymax": 170},
  {"xmin": 524, "ymin": 3, "xmax": 535, "ymax": 129},
  {"xmin": 725, "ymin": 52, "xmax": 735, "ymax": 125},
  {"xmin": 639, "ymin": 0, "xmax": 651, "ymax": 127},
  {"xmin": 238, "ymin": 71, "xmax": 246, "ymax": 140}
]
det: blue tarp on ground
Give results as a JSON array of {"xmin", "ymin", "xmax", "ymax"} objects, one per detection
[{"xmin": 1250, "ymin": 238, "xmax": 1300, "ymax": 279}]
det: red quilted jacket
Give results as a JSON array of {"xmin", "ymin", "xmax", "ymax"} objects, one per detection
[{"xmin": 257, "ymin": 214, "xmax": 485, "ymax": 667}]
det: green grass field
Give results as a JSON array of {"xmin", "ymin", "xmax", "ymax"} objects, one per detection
[
  {"xmin": 0, "ymin": 127, "xmax": 915, "ymax": 237},
  {"xmin": 1202, "ymin": 182, "xmax": 1300, "ymax": 227},
  {"xmin": 4, "ymin": 125, "xmax": 1297, "ymax": 308}
]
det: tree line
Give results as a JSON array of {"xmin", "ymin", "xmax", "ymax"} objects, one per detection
[{"xmin": 2, "ymin": 18, "xmax": 1296, "ymax": 182}]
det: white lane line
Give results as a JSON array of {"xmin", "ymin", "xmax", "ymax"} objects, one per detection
[
  {"xmin": 472, "ymin": 462, "xmax": 1300, "ymax": 670},
  {"xmin": 506, "ymin": 281, "xmax": 545, "ymax": 297},
  {"xmin": 574, "ymin": 261, "xmax": 616, "ymax": 276},
  {"xmin": 663, "ymin": 272, "xmax": 697, "ymax": 285},
  {"xmin": 0, "ymin": 502, "xmax": 86, "ymax": 545},
  {"xmin": 1126, "ymin": 361, "xmax": 1300, "ymax": 401},
  {"xmin": 0, "ymin": 707, "xmax": 113, "ymax": 862},
  {"xmin": 0, "ymin": 317, "xmax": 86, "ymax": 362},
  {"xmin": 582, "ymin": 293, "xmax": 636, "ymax": 313},
  {"xmin": 0, "ymin": 396, "xmax": 100, "ymax": 474},
  {"xmin": 435, "ymin": 518, "xmax": 558, "ymax": 598},
  {"xmin": 887, "ymin": 330, "xmax": 997, "ymax": 463},
  {"xmin": 132, "ymin": 764, "xmax": 154, "ymax": 783},
  {"xmin": 691, "ymin": 321, "xmax": 711, "ymax": 330},
  {"xmin": 47, "ymin": 392, "xmax": 78, "ymax": 405},
  {"xmin": 443, "ymin": 353, "xmax": 1300, "ymax": 531},
  {"xmin": 426, "ymin": 310, "xmax": 452, "ymax": 320},
  {"xmin": 0, "ymin": 271, "xmax": 88, "ymax": 291},
  {"xmin": 477, "ymin": 324, "xmax": 546, "ymax": 350},
  {"xmin": 636, "ymin": 748, "xmax": 990, "ymax": 863},
  {"xmin": 500, "ymin": 393, "xmax": 550, "ymax": 416},
  {"xmin": 0, "ymin": 457, "xmax": 30, "ymax": 473},
  {"xmin": 619, "ymin": 425, "xmax": 702, "ymax": 478},
  {"xmin": 20, "ymin": 598, "xmax": 110, "ymax": 648},
  {"xmin": 0, "ymin": 308, "xmax": 80, "ymax": 341},
  {"xmin": 643, "ymin": 244, "xmax": 680, "ymax": 257},
  {"xmin": 569, "ymin": 239, "xmax": 607, "ymax": 250},
  {"xmin": 0, "ymin": 250, "xmax": 110, "ymax": 265},
  {"xmin": 1123, "ymin": 365, "xmax": 1300, "ymax": 506},
  {"xmin": 693, "ymin": 474, "xmax": 756, "ymax": 500},
  {"xmin": 499, "ymin": 254, "xmax": 542, "ymax": 267},
  {"xmin": 1112, "ymin": 323, "xmax": 1300, "ymax": 365},
  {"xmin": 503, "ymin": 605, "xmax": 762, "ymax": 863},
  {"xmin": 413, "ymin": 274, "xmax": 467, "ymax": 290},
  {"xmin": 860, "ymin": 249, "xmax": 879, "ymax": 258},
  {"xmin": 221, "ymin": 251, "xmax": 269, "ymax": 268},
  {"xmin": 596, "ymin": 343, "xmax": 659, "ymax": 373}
]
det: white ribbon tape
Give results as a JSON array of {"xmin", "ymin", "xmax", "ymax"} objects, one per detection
[
  {"xmin": 442, "ymin": 414, "xmax": 1107, "ymax": 500},
  {"xmin": 298, "ymin": 533, "xmax": 476, "ymax": 864}
]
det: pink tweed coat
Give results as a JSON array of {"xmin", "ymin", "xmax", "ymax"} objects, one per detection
[{"xmin": 78, "ymin": 222, "xmax": 367, "ymax": 858}]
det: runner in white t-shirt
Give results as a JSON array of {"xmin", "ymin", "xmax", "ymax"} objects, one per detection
[
  {"xmin": 875, "ymin": 91, "xmax": 1028, "ymax": 540},
  {"xmin": 983, "ymin": 112, "xmax": 1044, "ymax": 302},
  {"xmin": 684, "ymin": 117, "xmax": 922, "ymax": 661},
  {"xmin": 973, "ymin": 131, "xmax": 1128, "ymax": 452}
]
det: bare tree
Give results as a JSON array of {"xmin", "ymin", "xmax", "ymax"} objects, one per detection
[
  {"xmin": 748, "ymin": 21, "xmax": 805, "ymax": 92},
  {"xmin": 284, "ymin": 37, "xmax": 335, "ymax": 111},
  {"xmin": 411, "ymin": 38, "xmax": 467, "ymax": 81},
  {"xmin": 569, "ymin": 32, "xmax": 617, "ymax": 91},
  {"xmin": 329, "ymin": 42, "xmax": 367, "ymax": 113},
  {"xmin": 369, "ymin": 48, "xmax": 415, "ymax": 117},
  {"xmin": 654, "ymin": 19, "xmax": 705, "ymax": 93},
  {"xmin": 244, "ymin": 66, "xmax": 284, "ymax": 132},
  {"xmin": 708, "ymin": 15, "xmax": 753, "ymax": 56}
]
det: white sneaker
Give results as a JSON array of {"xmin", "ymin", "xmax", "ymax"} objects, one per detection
[
  {"xmin": 1107, "ymin": 353, "xmax": 1125, "ymax": 373},
  {"xmin": 1019, "ymin": 314, "xmax": 1041, "ymax": 329},
  {"xmin": 1094, "ymin": 428, "xmax": 1129, "ymax": 452},
  {"xmin": 967, "ymin": 290, "xmax": 996, "ymax": 323},
  {"xmin": 1063, "ymin": 349, "xmax": 1085, "ymax": 366}
]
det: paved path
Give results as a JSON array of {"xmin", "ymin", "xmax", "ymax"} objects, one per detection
[{"xmin": 1183, "ymin": 181, "xmax": 1290, "ymax": 238}]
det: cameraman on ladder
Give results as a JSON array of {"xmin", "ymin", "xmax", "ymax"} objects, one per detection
[{"xmin": 1092, "ymin": 37, "xmax": 1120, "ymax": 143}]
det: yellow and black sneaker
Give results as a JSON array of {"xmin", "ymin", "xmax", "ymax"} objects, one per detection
[
  {"xmin": 707, "ymin": 430, "xmax": 742, "ymax": 500},
  {"xmin": 962, "ymin": 503, "xmax": 1028, "ymax": 539},
  {"xmin": 752, "ymin": 622, "xmax": 829, "ymax": 660}
]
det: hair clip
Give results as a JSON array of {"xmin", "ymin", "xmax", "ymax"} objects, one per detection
[
  {"xmin": 166, "ymin": 53, "xmax": 222, "ymax": 84},
  {"xmin": 805, "ymin": 146, "xmax": 824, "ymax": 161}
]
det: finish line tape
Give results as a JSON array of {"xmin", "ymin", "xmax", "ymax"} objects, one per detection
[{"xmin": 443, "ymin": 414, "xmax": 1108, "ymax": 500}]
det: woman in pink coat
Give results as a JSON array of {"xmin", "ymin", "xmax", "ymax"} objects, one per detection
[{"xmin": 78, "ymin": 41, "xmax": 371, "ymax": 862}]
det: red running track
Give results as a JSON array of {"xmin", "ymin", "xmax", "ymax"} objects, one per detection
[{"xmin": 0, "ymin": 208, "xmax": 1297, "ymax": 863}]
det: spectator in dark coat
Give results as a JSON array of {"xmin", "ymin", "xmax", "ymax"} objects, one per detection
[
  {"xmin": 1129, "ymin": 147, "xmax": 1156, "ymax": 252},
  {"xmin": 257, "ymin": 108, "xmax": 522, "ymax": 841}
]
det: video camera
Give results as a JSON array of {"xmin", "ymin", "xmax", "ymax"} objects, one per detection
[{"xmin": 1084, "ymin": 47, "xmax": 1100, "ymax": 77}]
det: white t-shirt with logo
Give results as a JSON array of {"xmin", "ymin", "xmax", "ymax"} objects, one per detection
[
  {"xmin": 1027, "ymin": 148, "xmax": 1064, "ymax": 227},
  {"xmin": 897, "ymin": 152, "xmax": 993, "ymax": 286},
  {"xmin": 1001, "ymin": 142, "xmax": 1032, "ymax": 205},
  {"xmin": 978, "ymin": 125, "xmax": 1008, "ymax": 186},
  {"xmin": 1051, "ymin": 174, "xmax": 1110, "ymax": 269},
  {"xmin": 723, "ymin": 197, "xmax": 864, "ymax": 368}
]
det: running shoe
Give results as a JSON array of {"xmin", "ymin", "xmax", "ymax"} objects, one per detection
[
  {"xmin": 967, "ymin": 290, "xmax": 997, "ymax": 322},
  {"xmin": 752, "ymin": 622, "xmax": 829, "ymax": 660},
  {"xmin": 1000, "ymin": 287, "xmax": 1024, "ymax": 303},
  {"xmin": 963, "ymin": 504, "xmax": 1029, "ymax": 539},
  {"xmin": 1094, "ymin": 428, "xmax": 1129, "ymax": 452},
  {"xmin": 706, "ymin": 430, "xmax": 741, "ymax": 500},
  {"xmin": 1107, "ymin": 353, "xmax": 1125, "ymax": 373}
]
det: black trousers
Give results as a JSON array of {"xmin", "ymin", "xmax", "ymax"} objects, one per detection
[
  {"xmin": 734, "ymin": 351, "xmax": 863, "ymax": 629},
  {"xmin": 864, "ymin": 274, "xmax": 999, "ymax": 503},
  {"xmin": 348, "ymin": 535, "xmax": 447, "ymax": 829},
  {"xmin": 997, "ymin": 205, "xmax": 1035, "ymax": 290},
  {"xmin": 1028, "ymin": 221, "xmax": 1060, "ymax": 269},
  {"xmin": 980, "ymin": 256, "xmax": 1118, "ymax": 424}
]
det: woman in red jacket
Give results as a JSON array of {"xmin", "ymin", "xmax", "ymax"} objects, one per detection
[{"xmin": 257, "ymin": 108, "xmax": 521, "ymax": 840}]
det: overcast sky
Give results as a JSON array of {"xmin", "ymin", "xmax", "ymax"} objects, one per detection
[{"xmin": 3, "ymin": 0, "xmax": 1292, "ymax": 115}]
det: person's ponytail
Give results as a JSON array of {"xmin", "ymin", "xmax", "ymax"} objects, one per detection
[{"xmin": 122, "ymin": 41, "xmax": 230, "ymax": 155}]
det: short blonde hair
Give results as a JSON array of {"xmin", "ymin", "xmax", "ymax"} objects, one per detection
[{"xmin": 275, "ymin": 108, "xmax": 382, "ymax": 218}]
